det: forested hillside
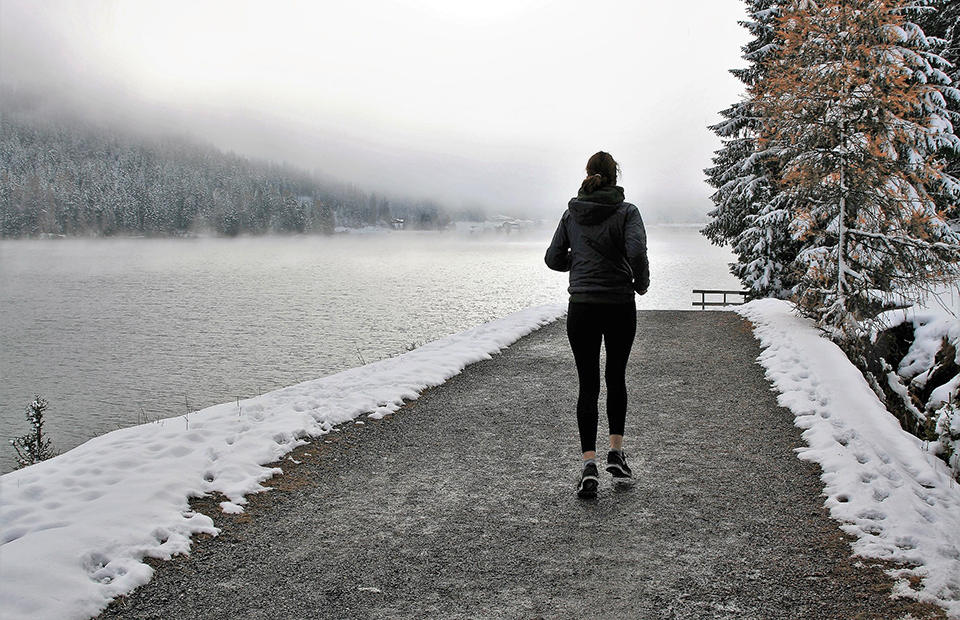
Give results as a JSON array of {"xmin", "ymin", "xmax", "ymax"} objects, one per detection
[{"xmin": 0, "ymin": 90, "xmax": 454, "ymax": 237}]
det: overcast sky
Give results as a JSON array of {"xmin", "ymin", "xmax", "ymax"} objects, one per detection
[{"xmin": 0, "ymin": 0, "xmax": 751, "ymax": 222}]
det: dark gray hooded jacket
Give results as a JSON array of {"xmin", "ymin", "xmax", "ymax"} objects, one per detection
[{"xmin": 544, "ymin": 186, "xmax": 649, "ymax": 299}]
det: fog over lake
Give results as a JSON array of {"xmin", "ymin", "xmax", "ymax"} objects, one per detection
[
  {"xmin": 0, "ymin": 227, "xmax": 738, "ymax": 472},
  {"xmin": 0, "ymin": 0, "xmax": 750, "ymax": 221}
]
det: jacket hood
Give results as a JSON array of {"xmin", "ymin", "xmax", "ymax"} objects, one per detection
[{"xmin": 568, "ymin": 185, "xmax": 625, "ymax": 225}]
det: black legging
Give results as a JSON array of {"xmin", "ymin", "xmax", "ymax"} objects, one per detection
[{"xmin": 566, "ymin": 301, "xmax": 637, "ymax": 453}]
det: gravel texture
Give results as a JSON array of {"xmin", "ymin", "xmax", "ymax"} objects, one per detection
[{"xmin": 98, "ymin": 311, "xmax": 946, "ymax": 619}]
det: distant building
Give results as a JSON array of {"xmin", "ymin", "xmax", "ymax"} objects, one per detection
[{"xmin": 452, "ymin": 218, "xmax": 535, "ymax": 236}]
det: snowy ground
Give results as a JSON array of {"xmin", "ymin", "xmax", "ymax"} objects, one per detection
[
  {"xmin": 0, "ymin": 304, "xmax": 565, "ymax": 620},
  {"xmin": 738, "ymin": 299, "xmax": 960, "ymax": 617},
  {"xmin": 1, "ymin": 300, "xmax": 959, "ymax": 618}
]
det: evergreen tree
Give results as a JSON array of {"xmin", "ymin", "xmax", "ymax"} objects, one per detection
[
  {"xmin": 10, "ymin": 396, "xmax": 58, "ymax": 468},
  {"xmin": 378, "ymin": 197, "xmax": 391, "ymax": 225},
  {"xmin": 754, "ymin": 0, "xmax": 960, "ymax": 338},
  {"xmin": 367, "ymin": 192, "xmax": 380, "ymax": 226},
  {"xmin": 316, "ymin": 200, "xmax": 336, "ymax": 235},
  {"xmin": 704, "ymin": 0, "xmax": 801, "ymax": 298},
  {"xmin": 920, "ymin": 1, "xmax": 960, "ymax": 186},
  {"xmin": 277, "ymin": 192, "xmax": 307, "ymax": 233}
]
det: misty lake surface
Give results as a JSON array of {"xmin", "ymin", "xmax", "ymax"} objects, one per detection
[{"xmin": 0, "ymin": 226, "xmax": 739, "ymax": 473}]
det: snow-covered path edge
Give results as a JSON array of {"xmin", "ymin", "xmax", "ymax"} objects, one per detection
[
  {"xmin": 0, "ymin": 303, "xmax": 566, "ymax": 620},
  {"xmin": 737, "ymin": 299, "xmax": 960, "ymax": 618}
]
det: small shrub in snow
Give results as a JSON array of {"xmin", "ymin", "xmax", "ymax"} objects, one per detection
[{"xmin": 10, "ymin": 396, "xmax": 58, "ymax": 468}]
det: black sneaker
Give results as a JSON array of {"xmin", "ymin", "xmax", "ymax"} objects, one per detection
[
  {"xmin": 606, "ymin": 451, "xmax": 632, "ymax": 478},
  {"xmin": 577, "ymin": 462, "xmax": 599, "ymax": 498}
]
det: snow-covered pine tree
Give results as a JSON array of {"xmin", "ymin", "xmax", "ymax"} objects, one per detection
[
  {"xmin": 10, "ymin": 396, "xmax": 58, "ymax": 468},
  {"xmin": 754, "ymin": 0, "xmax": 960, "ymax": 340},
  {"xmin": 704, "ymin": 0, "xmax": 801, "ymax": 298},
  {"xmin": 927, "ymin": 0, "xmax": 960, "ymax": 187},
  {"xmin": 909, "ymin": 1, "xmax": 960, "ymax": 215},
  {"xmin": 703, "ymin": 0, "xmax": 773, "ymax": 250}
]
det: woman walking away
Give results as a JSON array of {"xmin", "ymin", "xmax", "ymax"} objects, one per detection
[{"xmin": 545, "ymin": 151, "xmax": 649, "ymax": 498}]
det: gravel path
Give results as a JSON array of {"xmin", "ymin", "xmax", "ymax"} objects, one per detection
[{"xmin": 99, "ymin": 311, "xmax": 946, "ymax": 619}]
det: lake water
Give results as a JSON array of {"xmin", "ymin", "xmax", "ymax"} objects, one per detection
[{"xmin": 0, "ymin": 225, "xmax": 739, "ymax": 473}]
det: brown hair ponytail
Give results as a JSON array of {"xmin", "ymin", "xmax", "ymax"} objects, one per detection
[{"xmin": 579, "ymin": 151, "xmax": 620, "ymax": 194}]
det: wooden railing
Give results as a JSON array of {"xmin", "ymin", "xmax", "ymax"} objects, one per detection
[{"xmin": 692, "ymin": 289, "xmax": 749, "ymax": 308}]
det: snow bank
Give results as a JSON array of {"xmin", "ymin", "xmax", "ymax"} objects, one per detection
[
  {"xmin": 876, "ymin": 303, "xmax": 960, "ymax": 476},
  {"xmin": 0, "ymin": 304, "xmax": 565, "ymax": 620},
  {"xmin": 738, "ymin": 299, "xmax": 960, "ymax": 617}
]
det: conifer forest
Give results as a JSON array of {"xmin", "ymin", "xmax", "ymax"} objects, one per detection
[{"xmin": 0, "ymin": 89, "xmax": 454, "ymax": 239}]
